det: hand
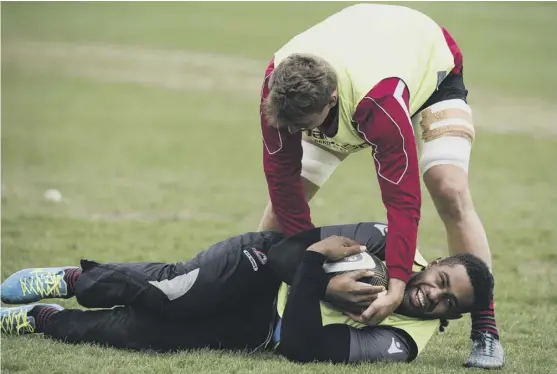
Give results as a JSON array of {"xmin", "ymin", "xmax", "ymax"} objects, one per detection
[
  {"xmin": 346, "ymin": 278, "xmax": 405, "ymax": 326},
  {"xmin": 307, "ymin": 235, "xmax": 366, "ymax": 261},
  {"xmin": 325, "ymin": 270, "xmax": 386, "ymax": 314}
]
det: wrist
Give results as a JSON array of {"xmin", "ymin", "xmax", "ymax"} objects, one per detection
[
  {"xmin": 307, "ymin": 244, "xmax": 326, "ymax": 256},
  {"xmin": 387, "ymin": 278, "xmax": 406, "ymax": 303},
  {"xmin": 303, "ymin": 249, "xmax": 327, "ymax": 263}
]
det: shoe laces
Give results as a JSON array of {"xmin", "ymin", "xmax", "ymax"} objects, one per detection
[
  {"xmin": 19, "ymin": 270, "xmax": 64, "ymax": 298},
  {"xmin": 474, "ymin": 332, "xmax": 496, "ymax": 355},
  {"xmin": 1, "ymin": 309, "xmax": 35, "ymax": 335}
]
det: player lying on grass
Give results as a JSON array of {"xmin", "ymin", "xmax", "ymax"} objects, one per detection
[
  {"xmin": 1, "ymin": 223, "xmax": 493, "ymax": 364},
  {"xmin": 258, "ymin": 4, "xmax": 502, "ymax": 368}
]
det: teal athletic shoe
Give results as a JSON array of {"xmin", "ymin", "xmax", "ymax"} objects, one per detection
[
  {"xmin": 1, "ymin": 267, "xmax": 77, "ymax": 304},
  {"xmin": 0, "ymin": 304, "xmax": 64, "ymax": 335}
]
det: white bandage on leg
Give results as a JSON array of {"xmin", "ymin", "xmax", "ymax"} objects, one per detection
[
  {"xmin": 418, "ymin": 99, "xmax": 474, "ymax": 174},
  {"xmin": 301, "ymin": 140, "xmax": 343, "ymax": 186}
]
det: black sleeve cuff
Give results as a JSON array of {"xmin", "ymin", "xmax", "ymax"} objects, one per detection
[{"xmin": 299, "ymin": 250, "xmax": 330, "ymax": 299}]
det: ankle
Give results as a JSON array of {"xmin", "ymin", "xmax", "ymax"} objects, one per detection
[
  {"xmin": 63, "ymin": 268, "xmax": 82, "ymax": 295},
  {"xmin": 29, "ymin": 305, "xmax": 60, "ymax": 333}
]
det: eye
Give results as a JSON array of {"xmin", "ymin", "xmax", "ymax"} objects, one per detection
[
  {"xmin": 444, "ymin": 298, "xmax": 454, "ymax": 309},
  {"xmin": 439, "ymin": 274, "xmax": 446, "ymax": 288}
]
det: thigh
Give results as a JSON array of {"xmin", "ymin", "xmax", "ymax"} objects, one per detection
[
  {"xmin": 44, "ymin": 302, "xmax": 276, "ymax": 352},
  {"xmin": 44, "ymin": 306, "xmax": 189, "ymax": 351},
  {"xmin": 259, "ymin": 138, "xmax": 348, "ymax": 232},
  {"xmin": 412, "ymin": 71, "xmax": 475, "ymax": 176},
  {"xmin": 268, "ymin": 222, "xmax": 388, "ymax": 285},
  {"xmin": 300, "ymin": 138, "xmax": 348, "ymax": 196},
  {"xmin": 75, "ymin": 231, "xmax": 284, "ymax": 317},
  {"xmin": 319, "ymin": 222, "xmax": 387, "ymax": 257}
]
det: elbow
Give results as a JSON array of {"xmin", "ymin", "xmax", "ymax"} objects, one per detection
[
  {"xmin": 281, "ymin": 346, "xmax": 314, "ymax": 363},
  {"xmin": 279, "ymin": 335, "xmax": 317, "ymax": 363}
]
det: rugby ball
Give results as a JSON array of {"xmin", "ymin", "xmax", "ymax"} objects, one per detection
[{"xmin": 323, "ymin": 252, "xmax": 389, "ymax": 288}]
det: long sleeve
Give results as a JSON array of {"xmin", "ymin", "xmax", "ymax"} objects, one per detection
[
  {"xmin": 353, "ymin": 78, "xmax": 421, "ymax": 283},
  {"xmin": 279, "ymin": 250, "xmax": 415, "ymax": 364},
  {"xmin": 260, "ymin": 59, "xmax": 315, "ymax": 236}
]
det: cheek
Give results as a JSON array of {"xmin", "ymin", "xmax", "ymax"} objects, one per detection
[{"xmin": 430, "ymin": 303, "xmax": 448, "ymax": 317}]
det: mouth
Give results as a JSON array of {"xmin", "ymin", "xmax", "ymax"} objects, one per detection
[{"xmin": 412, "ymin": 287, "xmax": 427, "ymax": 309}]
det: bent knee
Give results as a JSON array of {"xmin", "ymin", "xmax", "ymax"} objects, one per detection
[{"xmin": 425, "ymin": 167, "xmax": 472, "ymax": 219}]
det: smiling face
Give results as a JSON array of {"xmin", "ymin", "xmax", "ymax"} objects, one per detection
[{"xmin": 397, "ymin": 262, "xmax": 476, "ymax": 320}]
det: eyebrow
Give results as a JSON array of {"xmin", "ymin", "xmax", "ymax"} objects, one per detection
[{"xmin": 442, "ymin": 271, "xmax": 452, "ymax": 288}]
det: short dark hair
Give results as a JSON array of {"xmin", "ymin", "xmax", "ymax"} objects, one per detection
[{"xmin": 438, "ymin": 254, "xmax": 494, "ymax": 313}]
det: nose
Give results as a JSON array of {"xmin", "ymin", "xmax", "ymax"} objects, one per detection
[{"xmin": 427, "ymin": 288, "xmax": 443, "ymax": 302}]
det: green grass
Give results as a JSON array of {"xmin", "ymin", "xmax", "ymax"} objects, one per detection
[{"xmin": 2, "ymin": 2, "xmax": 557, "ymax": 373}]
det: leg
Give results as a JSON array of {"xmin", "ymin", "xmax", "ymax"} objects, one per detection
[
  {"xmin": 258, "ymin": 139, "xmax": 348, "ymax": 232},
  {"xmin": 2, "ymin": 286, "xmax": 279, "ymax": 352},
  {"xmin": 44, "ymin": 301, "xmax": 276, "ymax": 352},
  {"xmin": 268, "ymin": 222, "xmax": 389, "ymax": 285},
  {"xmin": 416, "ymin": 89, "xmax": 503, "ymax": 368},
  {"xmin": 74, "ymin": 231, "xmax": 283, "ymax": 318},
  {"xmin": 1, "ymin": 231, "xmax": 284, "ymax": 320},
  {"xmin": 423, "ymin": 165, "xmax": 491, "ymax": 267}
]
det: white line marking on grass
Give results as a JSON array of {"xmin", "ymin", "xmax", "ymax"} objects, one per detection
[
  {"xmin": 2, "ymin": 39, "xmax": 265, "ymax": 95},
  {"xmin": 3, "ymin": 39, "xmax": 556, "ymax": 137}
]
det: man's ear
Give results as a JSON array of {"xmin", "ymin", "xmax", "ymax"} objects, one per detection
[{"xmin": 329, "ymin": 89, "xmax": 338, "ymax": 107}]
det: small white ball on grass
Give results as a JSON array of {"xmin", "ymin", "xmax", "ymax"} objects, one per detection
[{"xmin": 44, "ymin": 189, "xmax": 62, "ymax": 202}]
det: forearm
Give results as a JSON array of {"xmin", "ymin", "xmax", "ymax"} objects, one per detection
[
  {"xmin": 280, "ymin": 251, "xmax": 350, "ymax": 362},
  {"xmin": 383, "ymin": 202, "xmax": 420, "ymax": 284},
  {"xmin": 354, "ymin": 78, "xmax": 421, "ymax": 284},
  {"xmin": 264, "ymin": 165, "xmax": 314, "ymax": 236},
  {"xmin": 260, "ymin": 58, "xmax": 313, "ymax": 236},
  {"xmin": 257, "ymin": 200, "xmax": 283, "ymax": 232}
]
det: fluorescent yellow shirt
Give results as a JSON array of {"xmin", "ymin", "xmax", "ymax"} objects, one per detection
[
  {"xmin": 276, "ymin": 250, "xmax": 439, "ymax": 355},
  {"xmin": 273, "ymin": 4, "xmax": 456, "ymax": 154}
]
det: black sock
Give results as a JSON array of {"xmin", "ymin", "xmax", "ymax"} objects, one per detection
[
  {"xmin": 63, "ymin": 268, "xmax": 82, "ymax": 295},
  {"xmin": 29, "ymin": 305, "xmax": 60, "ymax": 333}
]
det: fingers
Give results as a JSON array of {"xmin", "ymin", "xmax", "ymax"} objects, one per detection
[
  {"xmin": 346, "ymin": 310, "xmax": 385, "ymax": 326},
  {"xmin": 328, "ymin": 244, "xmax": 365, "ymax": 261},
  {"xmin": 344, "ymin": 244, "xmax": 367, "ymax": 256},
  {"xmin": 333, "ymin": 235, "xmax": 359, "ymax": 246},
  {"xmin": 352, "ymin": 284, "xmax": 385, "ymax": 296},
  {"xmin": 344, "ymin": 311, "xmax": 364, "ymax": 323},
  {"xmin": 364, "ymin": 313, "xmax": 387, "ymax": 326},
  {"xmin": 348, "ymin": 270, "xmax": 375, "ymax": 280},
  {"xmin": 360, "ymin": 303, "xmax": 388, "ymax": 326},
  {"xmin": 361, "ymin": 303, "xmax": 376, "ymax": 320},
  {"xmin": 332, "ymin": 236, "xmax": 364, "ymax": 249}
]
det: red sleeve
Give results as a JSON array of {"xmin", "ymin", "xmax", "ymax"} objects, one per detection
[
  {"xmin": 260, "ymin": 59, "xmax": 315, "ymax": 236},
  {"xmin": 353, "ymin": 78, "xmax": 421, "ymax": 284}
]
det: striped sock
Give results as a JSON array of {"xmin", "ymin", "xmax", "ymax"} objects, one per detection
[
  {"xmin": 471, "ymin": 299, "xmax": 499, "ymax": 339},
  {"xmin": 63, "ymin": 268, "xmax": 82, "ymax": 295},
  {"xmin": 31, "ymin": 306, "xmax": 60, "ymax": 333}
]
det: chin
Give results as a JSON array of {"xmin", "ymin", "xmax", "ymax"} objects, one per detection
[{"xmin": 396, "ymin": 287, "xmax": 420, "ymax": 317}]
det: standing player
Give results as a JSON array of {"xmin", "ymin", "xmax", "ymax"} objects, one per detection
[{"xmin": 258, "ymin": 4, "xmax": 503, "ymax": 369}]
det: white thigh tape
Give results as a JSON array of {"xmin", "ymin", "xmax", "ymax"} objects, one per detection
[
  {"xmin": 301, "ymin": 140, "xmax": 342, "ymax": 186},
  {"xmin": 420, "ymin": 134, "xmax": 472, "ymax": 174},
  {"xmin": 419, "ymin": 99, "xmax": 475, "ymax": 143},
  {"xmin": 418, "ymin": 99, "xmax": 474, "ymax": 174}
]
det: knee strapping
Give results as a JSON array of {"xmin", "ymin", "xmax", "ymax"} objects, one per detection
[{"xmin": 418, "ymin": 99, "xmax": 474, "ymax": 174}]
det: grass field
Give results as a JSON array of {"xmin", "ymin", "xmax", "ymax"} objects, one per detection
[{"xmin": 2, "ymin": 2, "xmax": 557, "ymax": 373}]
